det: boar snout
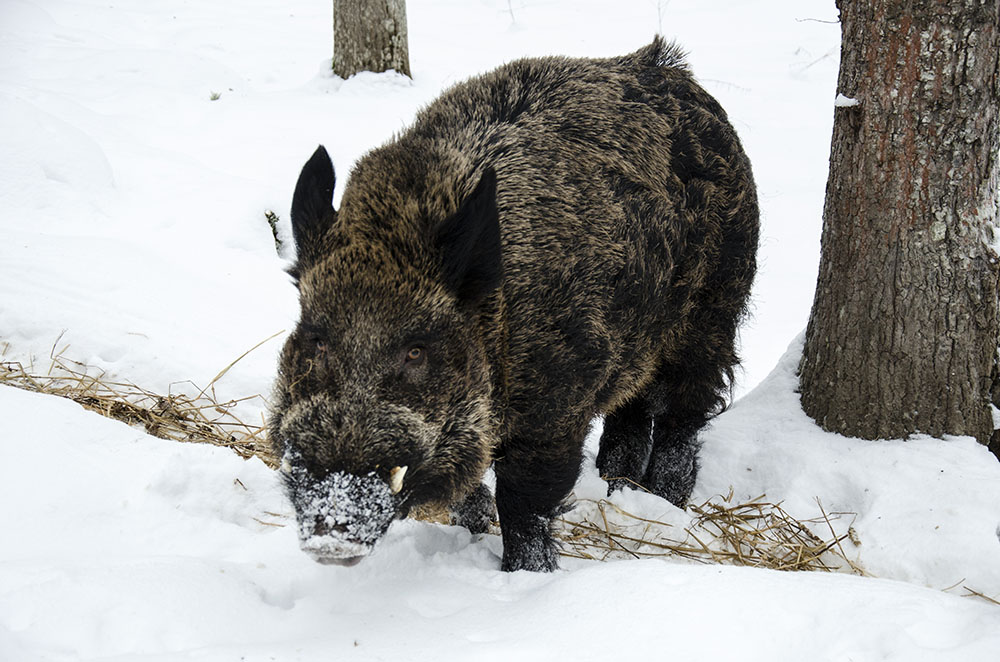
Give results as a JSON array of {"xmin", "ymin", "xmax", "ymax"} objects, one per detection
[{"xmin": 281, "ymin": 452, "xmax": 406, "ymax": 565}]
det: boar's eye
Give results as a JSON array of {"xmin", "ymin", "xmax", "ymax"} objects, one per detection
[
  {"xmin": 303, "ymin": 332, "xmax": 327, "ymax": 354},
  {"xmin": 404, "ymin": 346, "xmax": 426, "ymax": 367}
]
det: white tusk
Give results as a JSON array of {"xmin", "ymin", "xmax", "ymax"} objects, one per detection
[{"xmin": 389, "ymin": 466, "xmax": 407, "ymax": 494}]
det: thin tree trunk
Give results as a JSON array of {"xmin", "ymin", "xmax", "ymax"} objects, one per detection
[
  {"xmin": 799, "ymin": 0, "xmax": 1000, "ymax": 448},
  {"xmin": 333, "ymin": 0, "xmax": 411, "ymax": 79}
]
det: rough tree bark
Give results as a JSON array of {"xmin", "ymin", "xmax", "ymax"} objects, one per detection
[
  {"xmin": 333, "ymin": 0, "xmax": 411, "ymax": 79},
  {"xmin": 798, "ymin": 0, "xmax": 1000, "ymax": 453}
]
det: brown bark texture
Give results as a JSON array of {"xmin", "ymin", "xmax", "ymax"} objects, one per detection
[
  {"xmin": 799, "ymin": 0, "xmax": 1000, "ymax": 449},
  {"xmin": 333, "ymin": 0, "xmax": 411, "ymax": 79}
]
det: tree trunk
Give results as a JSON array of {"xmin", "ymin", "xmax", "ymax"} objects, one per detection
[
  {"xmin": 798, "ymin": 0, "xmax": 1000, "ymax": 450},
  {"xmin": 333, "ymin": 0, "xmax": 411, "ymax": 79}
]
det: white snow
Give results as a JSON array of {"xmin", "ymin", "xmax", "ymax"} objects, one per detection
[
  {"xmin": 3, "ymin": 0, "xmax": 1000, "ymax": 660},
  {"xmin": 835, "ymin": 92, "xmax": 860, "ymax": 107}
]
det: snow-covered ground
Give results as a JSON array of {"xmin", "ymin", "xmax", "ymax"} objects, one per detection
[{"xmin": 2, "ymin": 0, "xmax": 999, "ymax": 659}]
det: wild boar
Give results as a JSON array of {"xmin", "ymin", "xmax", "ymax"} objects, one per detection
[{"xmin": 269, "ymin": 37, "xmax": 758, "ymax": 572}]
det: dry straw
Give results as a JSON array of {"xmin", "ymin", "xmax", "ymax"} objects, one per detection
[
  {"xmin": 556, "ymin": 492, "xmax": 865, "ymax": 574},
  {"xmin": 0, "ymin": 336, "xmax": 278, "ymax": 467}
]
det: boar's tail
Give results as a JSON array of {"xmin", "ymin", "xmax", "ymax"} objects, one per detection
[
  {"xmin": 620, "ymin": 35, "xmax": 732, "ymax": 124},
  {"xmin": 628, "ymin": 35, "xmax": 690, "ymax": 73}
]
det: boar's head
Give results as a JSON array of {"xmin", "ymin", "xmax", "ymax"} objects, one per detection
[{"xmin": 269, "ymin": 145, "xmax": 502, "ymax": 566}]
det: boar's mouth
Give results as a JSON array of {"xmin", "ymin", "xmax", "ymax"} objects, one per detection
[{"xmin": 281, "ymin": 453, "xmax": 401, "ymax": 566}]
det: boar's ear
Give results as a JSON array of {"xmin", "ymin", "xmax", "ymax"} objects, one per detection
[
  {"xmin": 435, "ymin": 167, "xmax": 502, "ymax": 304},
  {"xmin": 290, "ymin": 145, "xmax": 337, "ymax": 279}
]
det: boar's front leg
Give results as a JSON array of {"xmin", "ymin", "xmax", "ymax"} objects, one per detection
[
  {"xmin": 449, "ymin": 482, "xmax": 495, "ymax": 535},
  {"xmin": 493, "ymin": 437, "xmax": 583, "ymax": 572}
]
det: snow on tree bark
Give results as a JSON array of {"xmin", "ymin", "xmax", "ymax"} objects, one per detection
[
  {"xmin": 333, "ymin": 0, "xmax": 411, "ymax": 79},
  {"xmin": 799, "ymin": 0, "xmax": 1000, "ymax": 452}
]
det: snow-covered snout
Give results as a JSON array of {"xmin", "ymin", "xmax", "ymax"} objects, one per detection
[{"xmin": 280, "ymin": 447, "xmax": 408, "ymax": 565}]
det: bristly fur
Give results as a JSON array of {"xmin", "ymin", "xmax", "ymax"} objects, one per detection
[{"xmin": 269, "ymin": 36, "xmax": 759, "ymax": 572}]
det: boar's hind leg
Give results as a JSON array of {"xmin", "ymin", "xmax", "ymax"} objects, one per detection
[
  {"xmin": 494, "ymin": 438, "xmax": 584, "ymax": 572},
  {"xmin": 643, "ymin": 413, "xmax": 706, "ymax": 508},
  {"xmin": 596, "ymin": 397, "xmax": 653, "ymax": 494},
  {"xmin": 642, "ymin": 353, "xmax": 733, "ymax": 508}
]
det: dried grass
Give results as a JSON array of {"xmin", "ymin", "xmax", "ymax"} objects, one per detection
[
  {"xmin": 0, "ymin": 336, "xmax": 278, "ymax": 467},
  {"xmin": 959, "ymin": 585, "xmax": 1000, "ymax": 606},
  {"xmin": 556, "ymin": 491, "xmax": 866, "ymax": 574}
]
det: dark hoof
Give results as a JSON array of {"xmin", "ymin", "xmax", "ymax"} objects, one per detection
[
  {"xmin": 642, "ymin": 450, "xmax": 697, "ymax": 508},
  {"xmin": 603, "ymin": 476, "xmax": 640, "ymax": 496},
  {"xmin": 500, "ymin": 519, "xmax": 559, "ymax": 572},
  {"xmin": 501, "ymin": 542, "xmax": 559, "ymax": 572}
]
